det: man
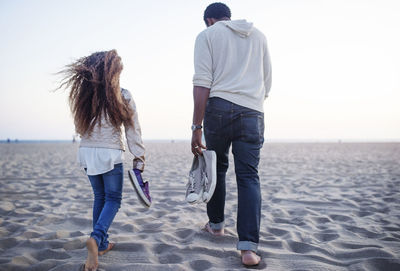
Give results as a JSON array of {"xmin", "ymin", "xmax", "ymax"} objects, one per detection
[{"xmin": 190, "ymin": 2, "xmax": 272, "ymax": 266}]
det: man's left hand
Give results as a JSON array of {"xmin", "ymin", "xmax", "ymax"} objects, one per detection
[{"xmin": 191, "ymin": 129, "xmax": 206, "ymax": 156}]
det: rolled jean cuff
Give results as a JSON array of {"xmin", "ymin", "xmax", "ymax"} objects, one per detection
[
  {"xmin": 237, "ymin": 241, "xmax": 258, "ymax": 253},
  {"xmin": 133, "ymin": 159, "xmax": 145, "ymax": 171},
  {"xmin": 209, "ymin": 221, "xmax": 224, "ymax": 231},
  {"xmin": 91, "ymin": 232, "xmax": 109, "ymax": 251}
]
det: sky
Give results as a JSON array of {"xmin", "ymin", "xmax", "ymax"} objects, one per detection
[{"xmin": 0, "ymin": 0, "xmax": 399, "ymax": 141}]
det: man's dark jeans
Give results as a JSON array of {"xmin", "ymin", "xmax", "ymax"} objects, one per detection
[{"xmin": 204, "ymin": 97, "xmax": 264, "ymax": 252}]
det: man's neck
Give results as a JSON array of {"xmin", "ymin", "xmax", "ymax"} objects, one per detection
[
  {"xmin": 208, "ymin": 17, "xmax": 231, "ymax": 27},
  {"xmin": 216, "ymin": 17, "xmax": 230, "ymax": 22}
]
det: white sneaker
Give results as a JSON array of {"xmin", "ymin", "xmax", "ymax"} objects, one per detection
[
  {"xmin": 202, "ymin": 150, "xmax": 217, "ymax": 203},
  {"xmin": 185, "ymin": 155, "xmax": 205, "ymax": 204}
]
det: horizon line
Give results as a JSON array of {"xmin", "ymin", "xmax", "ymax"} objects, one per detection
[{"xmin": 1, "ymin": 138, "xmax": 400, "ymax": 143}]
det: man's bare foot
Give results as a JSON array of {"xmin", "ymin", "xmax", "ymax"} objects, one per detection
[
  {"xmin": 84, "ymin": 238, "xmax": 98, "ymax": 271},
  {"xmin": 204, "ymin": 222, "xmax": 224, "ymax": 236},
  {"xmin": 98, "ymin": 243, "xmax": 115, "ymax": 256},
  {"xmin": 241, "ymin": 250, "xmax": 260, "ymax": 266}
]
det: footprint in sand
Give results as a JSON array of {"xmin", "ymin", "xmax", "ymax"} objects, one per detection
[{"xmin": 190, "ymin": 259, "xmax": 212, "ymax": 270}]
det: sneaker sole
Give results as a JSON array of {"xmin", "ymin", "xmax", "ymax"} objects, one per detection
[
  {"xmin": 128, "ymin": 170, "xmax": 151, "ymax": 207},
  {"xmin": 203, "ymin": 151, "xmax": 217, "ymax": 203}
]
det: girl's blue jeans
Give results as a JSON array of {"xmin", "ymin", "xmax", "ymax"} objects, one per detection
[{"xmin": 86, "ymin": 163, "xmax": 123, "ymax": 251}]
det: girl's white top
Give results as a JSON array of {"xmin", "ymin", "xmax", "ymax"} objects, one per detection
[{"xmin": 78, "ymin": 147, "xmax": 123, "ymax": 176}]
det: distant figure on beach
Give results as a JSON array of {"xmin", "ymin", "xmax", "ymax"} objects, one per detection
[
  {"xmin": 58, "ymin": 50, "xmax": 150, "ymax": 271},
  {"xmin": 7, "ymin": 138, "xmax": 10, "ymax": 143},
  {"xmin": 72, "ymin": 135, "xmax": 76, "ymax": 143},
  {"xmin": 190, "ymin": 2, "xmax": 272, "ymax": 266}
]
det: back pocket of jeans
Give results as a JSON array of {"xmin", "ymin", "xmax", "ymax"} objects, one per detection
[
  {"xmin": 240, "ymin": 114, "xmax": 264, "ymax": 144},
  {"xmin": 104, "ymin": 163, "xmax": 123, "ymax": 176}
]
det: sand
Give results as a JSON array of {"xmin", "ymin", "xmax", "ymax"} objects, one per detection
[{"xmin": 0, "ymin": 141, "xmax": 399, "ymax": 271}]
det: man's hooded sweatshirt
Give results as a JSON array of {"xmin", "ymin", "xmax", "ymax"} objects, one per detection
[{"xmin": 193, "ymin": 19, "xmax": 272, "ymax": 112}]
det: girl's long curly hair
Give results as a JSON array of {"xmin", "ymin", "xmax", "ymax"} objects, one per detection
[{"xmin": 58, "ymin": 50, "xmax": 133, "ymax": 136}]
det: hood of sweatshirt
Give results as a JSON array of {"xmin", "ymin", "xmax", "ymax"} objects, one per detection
[{"xmin": 221, "ymin": 19, "xmax": 254, "ymax": 38}]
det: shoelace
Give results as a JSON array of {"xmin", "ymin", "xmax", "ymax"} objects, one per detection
[
  {"xmin": 142, "ymin": 180, "xmax": 149, "ymax": 191},
  {"xmin": 143, "ymin": 183, "xmax": 151, "ymax": 200},
  {"xmin": 137, "ymin": 174, "xmax": 149, "ymax": 193},
  {"xmin": 202, "ymin": 172, "xmax": 209, "ymax": 190},
  {"xmin": 188, "ymin": 173, "xmax": 195, "ymax": 192}
]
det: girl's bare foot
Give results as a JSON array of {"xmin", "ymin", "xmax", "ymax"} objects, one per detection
[
  {"xmin": 98, "ymin": 243, "xmax": 115, "ymax": 256},
  {"xmin": 85, "ymin": 238, "xmax": 98, "ymax": 271},
  {"xmin": 204, "ymin": 222, "xmax": 224, "ymax": 236},
  {"xmin": 241, "ymin": 250, "xmax": 260, "ymax": 266}
]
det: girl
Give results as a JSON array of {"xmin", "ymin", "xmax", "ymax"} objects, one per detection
[{"xmin": 59, "ymin": 50, "xmax": 151, "ymax": 270}]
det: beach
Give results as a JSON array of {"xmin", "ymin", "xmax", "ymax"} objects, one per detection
[{"xmin": 0, "ymin": 141, "xmax": 399, "ymax": 271}]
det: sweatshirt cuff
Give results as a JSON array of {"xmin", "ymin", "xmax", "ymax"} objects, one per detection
[
  {"xmin": 193, "ymin": 77, "xmax": 212, "ymax": 89},
  {"xmin": 133, "ymin": 158, "xmax": 145, "ymax": 171}
]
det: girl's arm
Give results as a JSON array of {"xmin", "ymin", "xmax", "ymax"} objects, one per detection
[{"xmin": 123, "ymin": 90, "xmax": 145, "ymax": 171}]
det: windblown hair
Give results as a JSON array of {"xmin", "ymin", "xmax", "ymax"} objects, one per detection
[
  {"xmin": 58, "ymin": 50, "xmax": 133, "ymax": 136},
  {"xmin": 203, "ymin": 2, "xmax": 231, "ymax": 26}
]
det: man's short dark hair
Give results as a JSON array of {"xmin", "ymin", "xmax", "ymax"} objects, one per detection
[{"xmin": 203, "ymin": 2, "xmax": 231, "ymax": 25}]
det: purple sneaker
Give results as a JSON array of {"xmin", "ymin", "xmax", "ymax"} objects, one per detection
[{"xmin": 128, "ymin": 169, "xmax": 151, "ymax": 207}]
